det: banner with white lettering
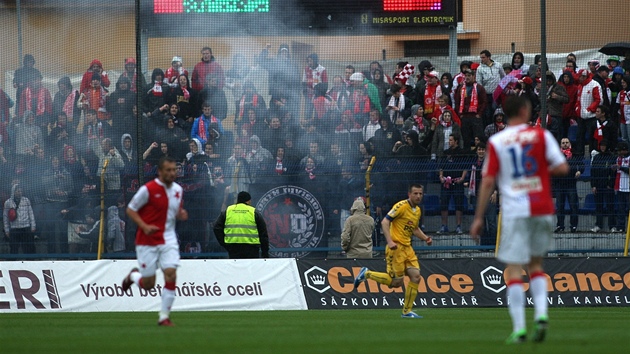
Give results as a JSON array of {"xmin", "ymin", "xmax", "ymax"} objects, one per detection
[
  {"xmin": 297, "ymin": 258, "xmax": 630, "ymax": 309},
  {"xmin": 0, "ymin": 259, "xmax": 307, "ymax": 312}
]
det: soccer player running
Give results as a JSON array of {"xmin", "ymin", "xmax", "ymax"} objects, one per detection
[
  {"xmin": 122, "ymin": 156, "xmax": 188, "ymax": 326},
  {"xmin": 470, "ymin": 95, "xmax": 569, "ymax": 344},
  {"xmin": 353, "ymin": 184, "xmax": 433, "ymax": 318}
]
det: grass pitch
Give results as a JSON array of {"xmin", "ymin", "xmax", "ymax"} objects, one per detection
[{"xmin": 1, "ymin": 308, "xmax": 626, "ymax": 354}]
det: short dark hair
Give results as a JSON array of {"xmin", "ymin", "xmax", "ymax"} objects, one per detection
[
  {"xmin": 201, "ymin": 46, "xmax": 212, "ymax": 53},
  {"xmin": 345, "ymin": 65, "xmax": 355, "ymax": 72},
  {"xmin": 477, "ymin": 142, "xmax": 487, "ymax": 149},
  {"xmin": 409, "ymin": 183, "xmax": 424, "ymax": 192},
  {"xmin": 502, "ymin": 96, "xmax": 531, "ymax": 118},
  {"xmin": 597, "ymin": 105, "xmax": 609, "ymax": 115},
  {"xmin": 158, "ymin": 156, "xmax": 176, "ymax": 169},
  {"xmin": 480, "ymin": 49, "xmax": 491, "ymax": 57}
]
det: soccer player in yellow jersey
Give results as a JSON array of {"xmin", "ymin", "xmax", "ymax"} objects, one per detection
[{"xmin": 353, "ymin": 184, "xmax": 433, "ymax": 318}]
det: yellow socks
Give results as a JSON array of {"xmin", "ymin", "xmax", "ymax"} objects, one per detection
[{"xmin": 403, "ymin": 281, "xmax": 419, "ymax": 314}]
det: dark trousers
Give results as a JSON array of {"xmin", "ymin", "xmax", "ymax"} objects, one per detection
[
  {"xmin": 575, "ymin": 118, "xmax": 596, "ymax": 156},
  {"xmin": 595, "ymin": 188, "xmax": 616, "ymax": 229},
  {"xmin": 556, "ymin": 187, "xmax": 579, "ymax": 228},
  {"xmin": 9, "ymin": 227, "xmax": 35, "ymax": 254},
  {"xmin": 615, "ymin": 191, "xmax": 630, "ymax": 230},
  {"xmin": 461, "ymin": 116, "xmax": 484, "ymax": 150},
  {"xmin": 226, "ymin": 244, "xmax": 261, "ymax": 259}
]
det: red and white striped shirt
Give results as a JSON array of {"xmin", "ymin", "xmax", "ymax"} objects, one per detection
[
  {"xmin": 128, "ymin": 178, "xmax": 183, "ymax": 246},
  {"xmin": 483, "ymin": 124, "xmax": 566, "ymax": 218}
]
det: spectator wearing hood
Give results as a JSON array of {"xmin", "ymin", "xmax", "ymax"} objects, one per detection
[
  {"xmin": 53, "ymin": 76, "xmax": 80, "ymax": 126},
  {"xmin": 484, "ymin": 108, "xmax": 507, "ymax": 138},
  {"xmin": 78, "ymin": 72, "xmax": 109, "ymax": 121},
  {"xmin": 120, "ymin": 57, "xmax": 147, "ymax": 93},
  {"xmin": 3, "ymin": 184, "xmax": 36, "ymax": 254},
  {"xmin": 341, "ymin": 198, "xmax": 374, "ymax": 259},
  {"xmin": 80, "ymin": 59, "xmax": 110, "ymax": 93},
  {"xmin": 589, "ymin": 139, "xmax": 616, "ymax": 233},
  {"xmin": 545, "ymin": 70, "xmax": 569, "ymax": 141},
  {"xmin": 143, "ymin": 68, "xmax": 169, "ymax": 114},
  {"xmin": 120, "ymin": 133, "xmax": 137, "ymax": 169},
  {"xmin": 511, "ymin": 51, "xmax": 529, "ymax": 73},
  {"xmin": 107, "ymin": 76, "xmax": 136, "ymax": 137},
  {"xmin": 558, "ymin": 70, "xmax": 579, "ymax": 140},
  {"xmin": 192, "ymin": 46, "xmax": 225, "ymax": 91}
]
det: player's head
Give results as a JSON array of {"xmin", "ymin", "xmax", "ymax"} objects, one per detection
[
  {"xmin": 408, "ymin": 183, "xmax": 424, "ymax": 206},
  {"xmin": 157, "ymin": 156, "xmax": 177, "ymax": 185},
  {"xmin": 502, "ymin": 96, "xmax": 531, "ymax": 124}
]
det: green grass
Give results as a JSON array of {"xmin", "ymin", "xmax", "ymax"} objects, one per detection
[{"xmin": 0, "ymin": 308, "xmax": 627, "ymax": 354}]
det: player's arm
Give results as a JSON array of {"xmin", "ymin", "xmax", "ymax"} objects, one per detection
[
  {"xmin": 126, "ymin": 208, "xmax": 160, "ymax": 235},
  {"xmin": 380, "ymin": 217, "xmax": 398, "ymax": 250},
  {"xmin": 550, "ymin": 161, "xmax": 569, "ymax": 177},
  {"xmin": 412, "ymin": 227, "xmax": 432, "ymax": 246},
  {"xmin": 176, "ymin": 199, "xmax": 188, "ymax": 221}
]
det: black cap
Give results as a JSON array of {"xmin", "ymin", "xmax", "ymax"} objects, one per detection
[{"xmin": 237, "ymin": 191, "xmax": 251, "ymax": 203}]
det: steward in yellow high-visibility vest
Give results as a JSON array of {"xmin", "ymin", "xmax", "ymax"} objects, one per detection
[{"xmin": 214, "ymin": 191, "xmax": 269, "ymax": 259}]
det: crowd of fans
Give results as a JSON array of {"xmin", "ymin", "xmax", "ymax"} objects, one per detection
[{"xmin": 0, "ymin": 45, "xmax": 629, "ymax": 257}]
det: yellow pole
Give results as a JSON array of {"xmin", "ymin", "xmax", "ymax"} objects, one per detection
[
  {"xmin": 625, "ymin": 210, "xmax": 630, "ymax": 256},
  {"xmin": 494, "ymin": 211, "xmax": 501, "ymax": 257},
  {"xmin": 97, "ymin": 159, "xmax": 109, "ymax": 260},
  {"xmin": 364, "ymin": 156, "xmax": 376, "ymax": 214}
]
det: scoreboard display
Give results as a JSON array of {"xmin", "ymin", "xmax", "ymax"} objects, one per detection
[{"xmin": 145, "ymin": 0, "xmax": 457, "ymax": 36}]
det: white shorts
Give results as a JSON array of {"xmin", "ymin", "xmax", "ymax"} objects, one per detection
[
  {"xmin": 497, "ymin": 215, "xmax": 553, "ymax": 265},
  {"xmin": 136, "ymin": 244, "xmax": 180, "ymax": 277}
]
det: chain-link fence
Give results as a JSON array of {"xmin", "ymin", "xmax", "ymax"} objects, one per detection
[{"xmin": 0, "ymin": 0, "xmax": 629, "ymax": 259}]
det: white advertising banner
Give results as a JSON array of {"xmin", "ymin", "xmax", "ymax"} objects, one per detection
[{"xmin": 0, "ymin": 259, "xmax": 308, "ymax": 313}]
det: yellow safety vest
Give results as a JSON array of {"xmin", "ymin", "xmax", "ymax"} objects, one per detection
[{"xmin": 224, "ymin": 203, "xmax": 260, "ymax": 245}]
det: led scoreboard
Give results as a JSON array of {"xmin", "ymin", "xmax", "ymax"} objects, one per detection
[{"xmin": 146, "ymin": 0, "xmax": 457, "ymax": 35}]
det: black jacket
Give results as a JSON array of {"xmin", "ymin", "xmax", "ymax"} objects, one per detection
[{"xmin": 213, "ymin": 203, "xmax": 269, "ymax": 258}]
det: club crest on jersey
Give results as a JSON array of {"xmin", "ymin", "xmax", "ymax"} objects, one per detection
[
  {"xmin": 155, "ymin": 193, "xmax": 162, "ymax": 198},
  {"xmin": 256, "ymin": 185, "xmax": 325, "ymax": 258}
]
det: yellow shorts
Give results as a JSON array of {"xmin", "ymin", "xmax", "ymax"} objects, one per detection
[{"xmin": 386, "ymin": 244, "xmax": 419, "ymax": 278}]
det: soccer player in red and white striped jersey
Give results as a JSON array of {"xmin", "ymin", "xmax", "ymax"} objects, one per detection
[
  {"xmin": 122, "ymin": 156, "xmax": 188, "ymax": 326},
  {"xmin": 471, "ymin": 96, "xmax": 569, "ymax": 344}
]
